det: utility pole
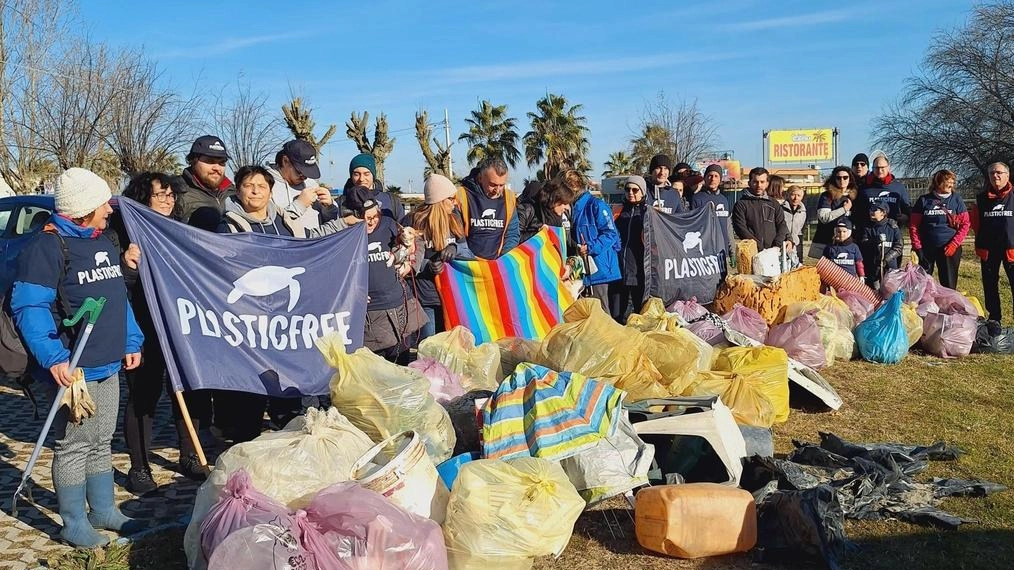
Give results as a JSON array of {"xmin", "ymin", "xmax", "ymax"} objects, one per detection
[{"xmin": 444, "ymin": 108, "xmax": 453, "ymax": 178}]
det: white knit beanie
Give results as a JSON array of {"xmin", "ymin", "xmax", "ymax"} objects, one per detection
[
  {"xmin": 55, "ymin": 168, "xmax": 112, "ymax": 219},
  {"xmin": 424, "ymin": 174, "xmax": 458, "ymax": 205}
]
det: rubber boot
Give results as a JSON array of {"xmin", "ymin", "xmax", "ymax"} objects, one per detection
[
  {"xmin": 55, "ymin": 482, "xmax": 109, "ymax": 548},
  {"xmin": 85, "ymin": 471, "xmax": 146, "ymax": 535}
]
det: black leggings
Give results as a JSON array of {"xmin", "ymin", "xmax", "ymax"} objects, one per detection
[
  {"xmin": 919, "ymin": 245, "xmax": 962, "ymax": 290},
  {"xmin": 608, "ymin": 283, "xmax": 645, "ymax": 324}
]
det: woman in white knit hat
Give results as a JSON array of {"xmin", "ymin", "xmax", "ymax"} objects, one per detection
[
  {"xmin": 403, "ymin": 174, "xmax": 470, "ymax": 339},
  {"xmin": 10, "ymin": 167, "xmax": 145, "ymax": 547}
]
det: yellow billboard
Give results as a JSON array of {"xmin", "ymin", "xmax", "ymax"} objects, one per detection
[{"xmin": 768, "ymin": 129, "xmax": 834, "ymax": 163}]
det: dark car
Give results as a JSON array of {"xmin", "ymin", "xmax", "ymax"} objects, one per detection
[{"xmin": 0, "ymin": 195, "xmax": 56, "ymax": 292}]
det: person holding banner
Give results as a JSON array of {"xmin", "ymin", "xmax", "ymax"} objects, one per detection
[
  {"xmin": 457, "ymin": 157, "xmax": 520, "ymax": 259},
  {"xmin": 11, "ymin": 168, "xmax": 145, "ymax": 547},
  {"xmin": 609, "ymin": 175, "xmax": 648, "ymax": 322},
  {"xmin": 177, "ymin": 135, "xmax": 235, "ymax": 231},
  {"xmin": 691, "ymin": 164, "xmax": 733, "ymax": 252},
  {"xmin": 362, "ymin": 199, "xmax": 428, "ymax": 362},
  {"xmin": 108, "ymin": 172, "xmax": 200, "ymax": 493},
  {"xmin": 217, "ymin": 165, "xmax": 351, "ymax": 437},
  {"xmin": 645, "ymin": 154, "xmax": 684, "ymax": 215},
  {"xmin": 405, "ymin": 174, "xmax": 469, "ymax": 339},
  {"xmin": 570, "ymin": 172, "xmax": 621, "ymax": 312},
  {"xmin": 810, "ymin": 166, "xmax": 858, "ymax": 259}
]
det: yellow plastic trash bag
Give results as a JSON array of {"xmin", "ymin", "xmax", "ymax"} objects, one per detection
[
  {"xmin": 960, "ymin": 291, "xmax": 986, "ymax": 318},
  {"xmin": 317, "ymin": 334, "xmax": 456, "ymax": 463},
  {"xmin": 184, "ymin": 407, "xmax": 375, "ymax": 570},
  {"xmin": 712, "ymin": 346, "xmax": 790, "ymax": 424},
  {"xmin": 443, "ymin": 457, "xmax": 585, "ymax": 570},
  {"xmin": 495, "ymin": 336, "xmax": 543, "ymax": 377},
  {"xmin": 685, "ymin": 370, "xmax": 777, "ymax": 428},
  {"xmin": 626, "ymin": 297, "xmax": 680, "ymax": 333},
  {"xmin": 901, "ymin": 303, "xmax": 923, "ymax": 348},
  {"xmin": 540, "ymin": 299, "xmax": 700, "ymax": 400},
  {"xmin": 418, "ymin": 327, "xmax": 503, "ymax": 391},
  {"xmin": 782, "ymin": 296, "xmax": 855, "ymax": 366}
]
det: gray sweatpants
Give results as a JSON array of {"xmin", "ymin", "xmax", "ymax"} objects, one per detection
[{"xmin": 52, "ymin": 374, "xmax": 120, "ymax": 488}]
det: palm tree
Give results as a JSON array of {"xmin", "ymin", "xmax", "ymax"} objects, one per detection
[
  {"xmin": 458, "ymin": 100, "xmax": 521, "ymax": 168},
  {"xmin": 629, "ymin": 123, "xmax": 674, "ymax": 174},
  {"xmin": 523, "ymin": 93, "xmax": 590, "ymax": 180},
  {"xmin": 602, "ymin": 151, "xmax": 635, "ymax": 177}
]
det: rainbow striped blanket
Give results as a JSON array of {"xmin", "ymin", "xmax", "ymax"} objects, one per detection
[
  {"xmin": 482, "ymin": 363, "xmax": 624, "ymax": 461},
  {"xmin": 435, "ymin": 227, "xmax": 574, "ymax": 344}
]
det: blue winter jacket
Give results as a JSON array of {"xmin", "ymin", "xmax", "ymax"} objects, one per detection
[
  {"xmin": 10, "ymin": 215, "xmax": 143, "ymax": 382},
  {"xmin": 571, "ymin": 192, "xmax": 621, "ymax": 285}
]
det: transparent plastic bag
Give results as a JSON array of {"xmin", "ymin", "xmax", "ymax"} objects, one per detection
[
  {"xmin": 782, "ymin": 296, "xmax": 854, "ymax": 365},
  {"xmin": 186, "ymin": 407, "xmax": 375, "ymax": 570},
  {"xmin": 766, "ymin": 312, "xmax": 827, "ymax": 369},
  {"xmin": 881, "ymin": 263, "xmax": 934, "ymax": 305},
  {"xmin": 206, "ymin": 524, "xmax": 311, "ymax": 570},
  {"xmin": 712, "ymin": 347, "xmax": 790, "ymax": 424},
  {"xmin": 722, "ymin": 304, "xmax": 769, "ymax": 343},
  {"xmin": 837, "ymin": 290, "xmax": 876, "ymax": 324},
  {"xmin": 318, "ymin": 335, "xmax": 456, "ymax": 463},
  {"xmin": 418, "ymin": 327, "xmax": 503, "ymax": 391},
  {"xmin": 307, "ymin": 481, "xmax": 449, "ymax": 570},
  {"xmin": 921, "ymin": 313, "xmax": 977, "ymax": 358},
  {"xmin": 495, "ymin": 337, "xmax": 543, "ymax": 376},
  {"xmin": 669, "ymin": 297, "xmax": 710, "ymax": 322},
  {"xmin": 200, "ymin": 469, "xmax": 292, "ymax": 562},
  {"xmin": 442, "ymin": 458, "xmax": 585, "ymax": 570},
  {"xmin": 408, "ymin": 358, "xmax": 467, "ymax": 404},
  {"xmin": 933, "ymin": 287, "xmax": 978, "ymax": 317}
]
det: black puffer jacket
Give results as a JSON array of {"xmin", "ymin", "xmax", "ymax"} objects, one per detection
[
  {"xmin": 731, "ymin": 192, "xmax": 790, "ymax": 249},
  {"xmin": 175, "ymin": 168, "xmax": 235, "ymax": 231}
]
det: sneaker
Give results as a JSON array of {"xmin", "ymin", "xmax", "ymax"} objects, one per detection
[
  {"xmin": 178, "ymin": 454, "xmax": 208, "ymax": 481},
  {"xmin": 125, "ymin": 467, "xmax": 157, "ymax": 495}
]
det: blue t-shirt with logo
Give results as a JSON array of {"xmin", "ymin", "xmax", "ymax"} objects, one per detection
[{"xmin": 366, "ymin": 216, "xmax": 406, "ymax": 310}]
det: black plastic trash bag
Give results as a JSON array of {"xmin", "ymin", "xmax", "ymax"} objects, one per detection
[
  {"xmin": 754, "ymin": 485, "xmax": 848, "ymax": 570},
  {"xmin": 973, "ymin": 320, "xmax": 1014, "ymax": 354}
]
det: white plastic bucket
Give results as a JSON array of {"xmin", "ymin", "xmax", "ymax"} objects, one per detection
[{"xmin": 351, "ymin": 430, "xmax": 449, "ymax": 523}]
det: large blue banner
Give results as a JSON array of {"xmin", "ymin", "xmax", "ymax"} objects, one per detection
[{"xmin": 118, "ymin": 199, "xmax": 367, "ymax": 396}]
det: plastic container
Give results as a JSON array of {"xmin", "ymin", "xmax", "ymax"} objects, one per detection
[
  {"xmin": 352, "ymin": 431, "xmax": 450, "ymax": 523},
  {"xmin": 635, "ymin": 483, "xmax": 757, "ymax": 558},
  {"xmin": 437, "ymin": 452, "xmax": 480, "ymax": 489}
]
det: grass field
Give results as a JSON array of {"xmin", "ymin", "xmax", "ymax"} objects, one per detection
[{"xmin": 47, "ymin": 251, "xmax": 1014, "ymax": 570}]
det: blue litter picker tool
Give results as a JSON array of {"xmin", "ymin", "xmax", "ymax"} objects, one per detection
[{"xmin": 11, "ymin": 297, "xmax": 106, "ymax": 516}]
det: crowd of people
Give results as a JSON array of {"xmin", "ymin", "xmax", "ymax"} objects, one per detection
[{"xmin": 7, "ymin": 134, "xmax": 1014, "ymax": 548}]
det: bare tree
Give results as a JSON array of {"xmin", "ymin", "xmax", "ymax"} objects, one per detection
[
  {"xmin": 346, "ymin": 111, "xmax": 395, "ymax": 182},
  {"xmin": 106, "ymin": 52, "xmax": 201, "ymax": 176},
  {"xmin": 873, "ymin": 3, "xmax": 1014, "ymax": 182},
  {"xmin": 210, "ymin": 80, "xmax": 286, "ymax": 168},
  {"xmin": 630, "ymin": 91, "xmax": 717, "ymax": 172},
  {"xmin": 415, "ymin": 110, "xmax": 452, "ymax": 177},
  {"xmin": 26, "ymin": 41, "xmax": 118, "ymax": 172},
  {"xmin": 0, "ymin": 0, "xmax": 70, "ymax": 192},
  {"xmin": 281, "ymin": 96, "xmax": 336, "ymax": 152}
]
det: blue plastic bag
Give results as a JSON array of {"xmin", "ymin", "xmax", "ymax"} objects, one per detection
[{"xmin": 855, "ymin": 291, "xmax": 908, "ymax": 363}]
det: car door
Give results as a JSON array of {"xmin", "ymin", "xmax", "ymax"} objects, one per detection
[{"xmin": 1, "ymin": 203, "xmax": 53, "ymax": 291}]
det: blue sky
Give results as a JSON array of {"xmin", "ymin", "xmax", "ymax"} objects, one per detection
[{"xmin": 82, "ymin": 0, "xmax": 973, "ymax": 189}]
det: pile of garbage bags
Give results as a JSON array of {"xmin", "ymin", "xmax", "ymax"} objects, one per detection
[{"xmin": 742, "ymin": 432, "xmax": 1006, "ymax": 569}]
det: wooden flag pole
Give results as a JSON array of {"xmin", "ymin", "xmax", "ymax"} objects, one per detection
[{"xmin": 173, "ymin": 391, "xmax": 208, "ymax": 468}]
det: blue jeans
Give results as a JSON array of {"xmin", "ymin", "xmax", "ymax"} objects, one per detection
[{"xmin": 421, "ymin": 305, "xmax": 444, "ymax": 340}]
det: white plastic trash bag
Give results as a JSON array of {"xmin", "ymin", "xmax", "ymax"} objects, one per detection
[{"xmin": 559, "ymin": 413, "xmax": 654, "ymax": 504}]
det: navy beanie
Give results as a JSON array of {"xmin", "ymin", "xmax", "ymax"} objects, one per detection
[{"xmin": 349, "ymin": 153, "xmax": 377, "ymax": 177}]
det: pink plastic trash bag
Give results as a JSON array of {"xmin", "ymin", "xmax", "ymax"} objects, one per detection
[
  {"xmin": 766, "ymin": 312, "xmax": 827, "ymax": 369},
  {"xmin": 409, "ymin": 358, "xmax": 467, "ymax": 404},
  {"xmin": 722, "ymin": 304, "xmax": 768, "ymax": 343},
  {"xmin": 837, "ymin": 290, "xmax": 876, "ymax": 324},
  {"xmin": 688, "ymin": 316, "xmax": 726, "ymax": 346},
  {"xmin": 207, "ymin": 524, "xmax": 314, "ymax": 570},
  {"xmin": 933, "ymin": 287, "xmax": 978, "ymax": 317},
  {"xmin": 921, "ymin": 313, "xmax": 977, "ymax": 358},
  {"xmin": 881, "ymin": 264, "xmax": 934, "ymax": 305},
  {"xmin": 306, "ymin": 481, "xmax": 448, "ymax": 570},
  {"xmin": 916, "ymin": 300, "xmax": 940, "ymax": 318},
  {"xmin": 669, "ymin": 297, "xmax": 709, "ymax": 322},
  {"xmin": 200, "ymin": 469, "xmax": 293, "ymax": 561}
]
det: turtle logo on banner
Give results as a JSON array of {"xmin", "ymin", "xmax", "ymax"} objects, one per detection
[{"xmin": 643, "ymin": 206, "xmax": 727, "ymax": 305}]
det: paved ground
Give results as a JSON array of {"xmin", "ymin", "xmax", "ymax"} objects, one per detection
[{"xmin": 0, "ymin": 376, "xmax": 204, "ymax": 570}]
